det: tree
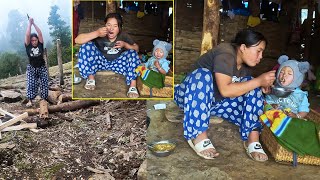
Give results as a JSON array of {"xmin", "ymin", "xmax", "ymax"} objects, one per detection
[
  {"xmin": 0, "ymin": 52, "xmax": 24, "ymax": 79},
  {"xmin": 47, "ymin": 5, "xmax": 72, "ymax": 65},
  {"xmin": 6, "ymin": 10, "xmax": 28, "ymax": 58}
]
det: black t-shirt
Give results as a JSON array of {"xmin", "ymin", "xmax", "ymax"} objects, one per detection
[
  {"xmin": 25, "ymin": 42, "xmax": 45, "ymax": 67},
  {"xmin": 192, "ymin": 43, "xmax": 251, "ymax": 101},
  {"xmin": 93, "ymin": 32, "xmax": 135, "ymax": 61}
]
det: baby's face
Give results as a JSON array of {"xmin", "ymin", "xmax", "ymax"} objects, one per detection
[
  {"xmin": 154, "ymin": 48, "xmax": 164, "ymax": 59},
  {"xmin": 278, "ymin": 66, "xmax": 294, "ymax": 86}
]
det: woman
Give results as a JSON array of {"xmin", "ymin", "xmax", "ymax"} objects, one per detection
[
  {"xmin": 25, "ymin": 17, "xmax": 48, "ymax": 107},
  {"xmin": 75, "ymin": 13, "xmax": 140, "ymax": 98},
  {"xmin": 174, "ymin": 29, "xmax": 276, "ymax": 161}
]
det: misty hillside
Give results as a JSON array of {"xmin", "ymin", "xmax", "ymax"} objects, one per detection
[{"xmin": 0, "ymin": 62, "xmax": 72, "ymax": 88}]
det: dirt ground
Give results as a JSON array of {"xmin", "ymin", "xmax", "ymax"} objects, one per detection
[
  {"xmin": 0, "ymin": 63, "xmax": 147, "ymax": 179},
  {"xmin": 146, "ymin": 100, "xmax": 320, "ymax": 180}
]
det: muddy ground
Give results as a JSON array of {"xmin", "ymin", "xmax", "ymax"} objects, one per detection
[
  {"xmin": 0, "ymin": 63, "xmax": 147, "ymax": 179},
  {"xmin": 146, "ymin": 100, "xmax": 320, "ymax": 180}
]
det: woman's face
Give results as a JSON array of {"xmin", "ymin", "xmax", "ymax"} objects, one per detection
[
  {"xmin": 278, "ymin": 66, "xmax": 294, "ymax": 86},
  {"xmin": 31, "ymin": 37, "xmax": 38, "ymax": 47},
  {"xmin": 241, "ymin": 41, "xmax": 266, "ymax": 67},
  {"xmin": 105, "ymin": 17, "xmax": 120, "ymax": 40}
]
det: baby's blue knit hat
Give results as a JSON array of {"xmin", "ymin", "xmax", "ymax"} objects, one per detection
[
  {"xmin": 152, "ymin": 39, "xmax": 172, "ymax": 59},
  {"xmin": 276, "ymin": 55, "xmax": 310, "ymax": 89}
]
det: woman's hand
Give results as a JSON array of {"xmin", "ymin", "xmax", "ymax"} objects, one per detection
[
  {"xmin": 261, "ymin": 86, "xmax": 271, "ymax": 94},
  {"xmin": 114, "ymin": 41, "xmax": 127, "ymax": 49},
  {"xmin": 29, "ymin": 18, "xmax": 34, "ymax": 25},
  {"xmin": 96, "ymin": 27, "xmax": 108, "ymax": 37},
  {"xmin": 257, "ymin": 70, "xmax": 276, "ymax": 87}
]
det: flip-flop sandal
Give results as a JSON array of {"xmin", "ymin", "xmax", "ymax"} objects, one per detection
[
  {"xmin": 187, "ymin": 139, "xmax": 219, "ymax": 160},
  {"xmin": 127, "ymin": 87, "xmax": 139, "ymax": 98},
  {"xmin": 84, "ymin": 79, "xmax": 96, "ymax": 90},
  {"xmin": 244, "ymin": 141, "xmax": 268, "ymax": 162}
]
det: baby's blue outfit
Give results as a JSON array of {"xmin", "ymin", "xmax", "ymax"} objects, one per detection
[
  {"xmin": 144, "ymin": 56, "xmax": 170, "ymax": 73},
  {"xmin": 265, "ymin": 88, "xmax": 310, "ymax": 114}
]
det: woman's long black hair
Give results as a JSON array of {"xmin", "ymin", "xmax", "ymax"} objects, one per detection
[{"xmin": 232, "ymin": 29, "xmax": 267, "ymax": 48}]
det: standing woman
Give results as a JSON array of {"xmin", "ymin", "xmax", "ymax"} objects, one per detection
[
  {"xmin": 75, "ymin": 13, "xmax": 140, "ymax": 98},
  {"xmin": 174, "ymin": 29, "xmax": 276, "ymax": 161},
  {"xmin": 24, "ymin": 17, "xmax": 49, "ymax": 107}
]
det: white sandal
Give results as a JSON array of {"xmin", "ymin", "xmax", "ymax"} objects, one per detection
[
  {"xmin": 84, "ymin": 79, "xmax": 96, "ymax": 90},
  {"xmin": 244, "ymin": 142, "xmax": 268, "ymax": 162},
  {"xmin": 187, "ymin": 139, "xmax": 219, "ymax": 159},
  {"xmin": 127, "ymin": 87, "xmax": 139, "ymax": 98}
]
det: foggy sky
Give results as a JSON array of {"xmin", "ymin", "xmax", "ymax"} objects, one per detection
[{"xmin": 0, "ymin": 0, "xmax": 71, "ymax": 47}]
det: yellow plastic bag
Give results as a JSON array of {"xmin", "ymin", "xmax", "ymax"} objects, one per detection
[{"xmin": 247, "ymin": 15, "xmax": 261, "ymax": 27}]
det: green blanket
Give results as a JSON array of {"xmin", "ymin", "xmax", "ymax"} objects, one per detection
[
  {"xmin": 136, "ymin": 66, "xmax": 165, "ymax": 88},
  {"xmin": 260, "ymin": 109, "xmax": 320, "ymax": 157}
]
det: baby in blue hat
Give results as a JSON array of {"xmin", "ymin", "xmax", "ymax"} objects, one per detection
[
  {"xmin": 265, "ymin": 55, "xmax": 310, "ymax": 118},
  {"xmin": 143, "ymin": 39, "xmax": 172, "ymax": 75}
]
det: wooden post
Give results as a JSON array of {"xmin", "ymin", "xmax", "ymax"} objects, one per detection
[
  {"xmin": 106, "ymin": 0, "xmax": 116, "ymax": 14},
  {"xmin": 200, "ymin": 0, "xmax": 220, "ymax": 55},
  {"xmin": 56, "ymin": 39, "xmax": 64, "ymax": 85},
  {"xmin": 304, "ymin": 0, "xmax": 315, "ymax": 61},
  {"xmin": 43, "ymin": 48, "xmax": 50, "ymax": 80}
]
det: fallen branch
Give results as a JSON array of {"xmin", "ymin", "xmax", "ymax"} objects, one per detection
[
  {"xmin": 57, "ymin": 93, "xmax": 72, "ymax": 104},
  {"xmin": 0, "ymin": 85, "xmax": 25, "ymax": 90},
  {"xmin": 48, "ymin": 90, "xmax": 62, "ymax": 104},
  {"xmin": 106, "ymin": 112, "xmax": 112, "ymax": 129},
  {"xmin": 24, "ymin": 100, "xmax": 100, "ymax": 116}
]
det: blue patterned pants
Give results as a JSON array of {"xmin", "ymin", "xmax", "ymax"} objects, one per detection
[
  {"xmin": 77, "ymin": 42, "xmax": 141, "ymax": 85},
  {"xmin": 26, "ymin": 65, "xmax": 49, "ymax": 100},
  {"xmin": 174, "ymin": 68, "xmax": 264, "ymax": 141}
]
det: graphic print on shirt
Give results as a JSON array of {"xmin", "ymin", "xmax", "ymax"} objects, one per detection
[
  {"xmin": 232, "ymin": 76, "xmax": 241, "ymax": 83},
  {"xmin": 30, "ymin": 47, "xmax": 41, "ymax": 57},
  {"xmin": 103, "ymin": 42, "xmax": 121, "ymax": 55}
]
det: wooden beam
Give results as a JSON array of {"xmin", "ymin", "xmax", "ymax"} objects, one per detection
[
  {"xmin": 56, "ymin": 39, "xmax": 64, "ymax": 85},
  {"xmin": 1, "ymin": 123, "xmax": 37, "ymax": 132},
  {"xmin": 200, "ymin": 0, "xmax": 220, "ymax": 55},
  {"xmin": 0, "ymin": 112, "xmax": 28, "ymax": 130},
  {"xmin": 39, "ymin": 100, "xmax": 49, "ymax": 119},
  {"xmin": 106, "ymin": 0, "xmax": 116, "ymax": 14},
  {"xmin": 0, "ymin": 108, "xmax": 16, "ymax": 117}
]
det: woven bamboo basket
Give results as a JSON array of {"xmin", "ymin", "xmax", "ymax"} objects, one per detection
[
  {"xmin": 260, "ymin": 109, "xmax": 320, "ymax": 166},
  {"xmin": 137, "ymin": 76, "xmax": 173, "ymax": 98}
]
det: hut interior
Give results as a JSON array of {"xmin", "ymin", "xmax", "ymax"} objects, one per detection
[
  {"xmin": 175, "ymin": 0, "xmax": 320, "ymax": 109},
  {"xmin": 77, "ymin": 1, "xmax": 173, "ymax": 61},
  {"xmin": 175, "ymin": 0, "xmax": 320, "ymax": 73}
]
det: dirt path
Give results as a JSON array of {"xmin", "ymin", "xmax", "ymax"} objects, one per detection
[
  {"xmin": 0, "ymin": 63, "xmax": 147, "ymax": 179},
  {"xmin": 146, "ymin": 100, "xmax": 320, "ymax": 180}
]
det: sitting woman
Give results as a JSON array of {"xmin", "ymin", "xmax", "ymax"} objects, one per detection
[
  {"xmin": 75, "ymin": 13, "xmax": 140, "ymax": 98},
  {"xmin": 174, "ymin": 29, "xmax": 276, "ymax": 161}
]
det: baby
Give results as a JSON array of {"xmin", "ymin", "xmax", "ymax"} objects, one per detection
[
  {"xmin": 143, "ymin": 39, "xmax": 172, "ymax": 75},
  {"xmin": 265, "ymin": 55, "xmax": 310, "ymax": 118},
  {"xmin": 135, "ymin": 39, "xmax": 172, "ymax": 89}
]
